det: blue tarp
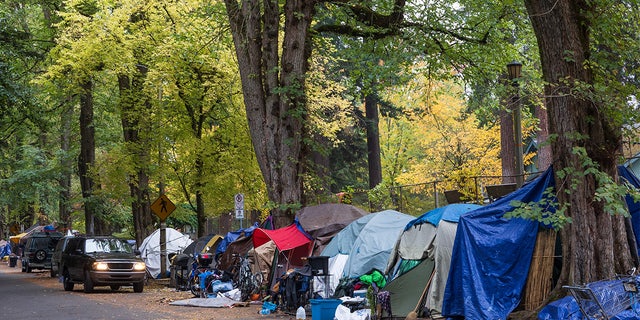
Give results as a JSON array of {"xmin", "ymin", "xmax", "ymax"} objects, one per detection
[
  {"xmin": 404, "ymin": 203, "xmax": 483, "ymax": 230},
  {"xmin": 0, "ymin": 242, "xmax": 10, "ymax": 259},
  {"xmin": 215, "ymin": 223, "xmax": 258, "ymax": 257},
  {"xmin": 442, "ymin": 168, "xmax": 556, "ymax": 319},
  {"xmin": 620, "ymin": 166, "xmax": 640, "ymax": 252}
]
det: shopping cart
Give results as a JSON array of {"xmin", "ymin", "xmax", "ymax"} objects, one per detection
[{"xmin": 563, "ymin": 275, "xmax": 640, "ymax": 319}]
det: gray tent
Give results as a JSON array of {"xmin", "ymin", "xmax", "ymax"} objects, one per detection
[
  {"xmin": 322, "ymin": 209, "xmax": 414, "ymax": 279},
  {"xmin": 384, "ymin": 204, "xmax": 481, "ymax": 318}
]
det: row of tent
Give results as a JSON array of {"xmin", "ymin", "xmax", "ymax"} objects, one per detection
[{"xmin": 138, "ymin": 165, "xmax": 640, "ymax": 319}]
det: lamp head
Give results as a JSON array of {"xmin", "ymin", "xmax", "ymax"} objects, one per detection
[{"xmin": 507, "ymin": 61, "xmax": 522, "ymax": 80}]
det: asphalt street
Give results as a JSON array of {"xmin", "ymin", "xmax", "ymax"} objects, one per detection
[{"xmin": 0, "ymin": 262, "xmax": 171, "ymax": 320}]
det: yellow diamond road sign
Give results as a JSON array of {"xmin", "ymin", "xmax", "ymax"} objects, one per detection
[{"xmin": 151, "ymin": 194, "xmax": 176, "ymax": 221}]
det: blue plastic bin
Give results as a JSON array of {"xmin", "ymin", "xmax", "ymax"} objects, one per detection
[{"xmin": 310, "ymin": 299, "xmax": 342, "ymax": 320}]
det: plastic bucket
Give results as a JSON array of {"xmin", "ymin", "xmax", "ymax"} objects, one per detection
[
  {"xmin": 9, "ymin": 256, "xmax": 17, "ymax": 268},
  {"xmin": 310, "ymin": 299, "xmax": 342, "ymax": 320}
]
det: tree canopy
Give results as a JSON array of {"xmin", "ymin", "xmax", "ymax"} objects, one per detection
[{"xmin": 1, "ymin": 1, "xmax": 639, "ymax": 309}]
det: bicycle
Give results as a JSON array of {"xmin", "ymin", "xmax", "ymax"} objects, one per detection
[{"xmin": 229, "ymin": 253, "xmax": 264, "ymax": 301}]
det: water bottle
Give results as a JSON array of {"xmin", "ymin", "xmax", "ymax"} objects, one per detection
[{"xmin": 296, "ymin": 306, "xmax": 306, "ymax": 320}]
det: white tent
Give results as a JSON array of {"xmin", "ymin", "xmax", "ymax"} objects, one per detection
[{"xmin": 139, "ymin": 228, "xmax": 192, "ymax": 278}]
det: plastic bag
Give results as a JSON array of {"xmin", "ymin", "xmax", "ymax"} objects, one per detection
[
  {"xmin": 334, "ymin": 304, "xmax": 351, "ymax": 320},
  {"xmin": 223, "ymin": 288, "xmax": 241, "ymax": 301},
  {"xmin": 334, "ymin": 304, "xmax": 371, "ymax": 320}
]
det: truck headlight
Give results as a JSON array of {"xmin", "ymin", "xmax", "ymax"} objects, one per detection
[
  {"xmin": 133, "ymin": 262, "xmax": 146, "ymax": 271},
  {"xmin": 93, "ymin": 262, "xmax": 109, "ymax": 271}
]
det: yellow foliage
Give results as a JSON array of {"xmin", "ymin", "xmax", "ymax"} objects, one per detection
[{"xmin": 381, "ymin": 73, "xmax": 501, "ymax": 199}]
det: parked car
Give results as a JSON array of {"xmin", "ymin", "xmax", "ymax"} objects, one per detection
[
  {"xmin": 51, "ymin": 235, "xmax": 73, "ymax": 277},
  {"xmin": 21, "ymin": 231, "xmax": 64, "ymax": 274},
  {"xmin": 59, "ymin": 236, "xmax": 146, "ymax": 293}
]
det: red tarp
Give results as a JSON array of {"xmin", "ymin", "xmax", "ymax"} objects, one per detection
[{"xmin": 252, "ymin": 222, "xmax": 313, "ymax": 252}]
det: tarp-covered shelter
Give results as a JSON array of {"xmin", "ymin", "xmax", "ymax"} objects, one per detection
[
  {"xmin": 295, "ymin": 203, "xmax": 369, "ymax": 255},
  {"xmin": 139, "ymin": 227, "xmax": 192, "ymax": 279},
  {"xmin": 442, "ymin": 169, "xmax": 555, "ymax": 319},
  {"xmin": 215, "ymin": 223, "xmax": 258, "ymax": 257},
  {"xmin": 621, "ymin": 165, "xmax": 640, "ymax": 253},
  {"xmin": 384, "ymin": 203, "xmax": 482, "ymax": 317},
  {"xmin": 321, "ymin": 210, "xmax": 414, "ymax": 281},
  {"xmin": 443, "ymin": 166, "xmax": 640, "ymax": 319},
  {"xmin": 252, "ymin": 221, "xmax": 314, "ymax": 285},
  {"xmin": 0, "ymin": 239, "xmax": 10, "ymax": 259}
]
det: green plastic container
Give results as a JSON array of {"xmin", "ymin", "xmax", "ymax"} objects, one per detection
[{"xmin": 310, "ymin": 299, "xmax": 342, "ymax": 320}]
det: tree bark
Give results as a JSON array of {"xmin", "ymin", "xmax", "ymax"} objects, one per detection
[
  {"xmin": 118, "ymin": 70, "xmax": 154, "ymax": 245},
  {"xmin": 365, "ymin": 94, "xmax": 383, "ymax": 190},
  {"xmin": 500, "ymin": 101, "xmax": 516, "ymax": 184},
  {"xmin": 59, "ymin": 103, "xmax": 73, "ymax": 231},
  {"xmin": 195, "ymin": 156, "xmax": 206, "ymax": 238},
  {"xmin": 535, "ymin": 103, "xmax": 552, "ymax": 171},
  {"xmin": 78, "ymin": 79, "xmax": 96, "ymax": 235},
  {"xmin": 175, "ymin": 65, "xmax": 210, "ymax": 238},
  {"xmin": 225, "ymin": 0, "xmax": 316, "ymax": 227},
  {"xmin": 524, "ymin": 0, "xmax": 633, "ymax": 287}
]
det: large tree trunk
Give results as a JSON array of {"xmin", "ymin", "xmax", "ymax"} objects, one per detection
[
  {"xmin": 59, "ymin": 103, "xmax": 73, "ymax": 231},
  {"xmin": 118, "ymin": 70, "xmax": 154, "ymax": 245},
  {"xmin": 175, "ymin": 67, "xmax": 209, "ymax": 238},
  {"xmin": 365, "ymin": 94, "xmax": 383, "ymax": 190},
  {"xmin": 524, "ymin": 0, "xmax": 634, "ymax": 289},
  {"xmin": 225, "ymin": 0, "xmax": 316, "ymax": 227},
  {"xmin": 78, "ymin": 80, "xmax": 96, "ymax": 235},
  {"xmin": 500, "ymin": 103, "xmax": 517, "ymax": 184},
  {"xmin": 195, "ymin": 156, "xmax": 206, "ymax": 238},
  {"xmin": 535, "ymin": 103, "xmax": 552, "ymax": 171}
]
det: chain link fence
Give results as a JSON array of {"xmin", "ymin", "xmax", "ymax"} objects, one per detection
[{"xmin": 348, "ymin": 173, "xmax": 542, "ymax": 216}]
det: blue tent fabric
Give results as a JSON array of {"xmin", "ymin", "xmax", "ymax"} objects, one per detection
[
  {"xmin": 215, "ymin": 223, "xmax": 258, "ymax": 256},
  {"xmin": 619, "ymin": 165, "xmax": 640, "ymax": 252},
  {"xmin": 404, "ymin": 203, "xmax": 482, "ymax": 230},
  {"xmin": 0, "ymin": 242, "xmax": 10, "ymax": 259},
  {"xmin": 441, "ymin": 203, "xmax": 483, "ymax": 223},
  {"xmin": 442, "ymin": 168, "xmax": 556, "ymax": 319}
]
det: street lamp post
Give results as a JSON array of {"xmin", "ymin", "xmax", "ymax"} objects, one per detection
[{"xmin": 507, "ymin": 61, "xmax": 524, "ymax": 187}]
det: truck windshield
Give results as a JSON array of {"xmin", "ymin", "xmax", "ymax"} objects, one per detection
[{"xmin": 84, "ymin": 239, "xmax": 132, "ymax": 253}]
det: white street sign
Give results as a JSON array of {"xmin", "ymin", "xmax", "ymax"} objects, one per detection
[{"xmin": 234, "ymin": 194, "xmax": 244, "ymax": 219}]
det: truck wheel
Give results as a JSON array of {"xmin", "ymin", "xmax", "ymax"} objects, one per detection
[
  {"xmin": 133, "ymin": 281, "xmax": 144, "ymax": 293},
  {"xmin": 83, "ymin": 270, "xmax": 94, "ymax": 293},
  {"xmin": 63, "ymin": 270, "xmax": 74, "ymax": 291}
]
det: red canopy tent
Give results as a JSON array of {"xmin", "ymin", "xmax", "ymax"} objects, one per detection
[
  {"xmin": 252, "ymin": 222, "xmax": 313, "ymax": 267},
  {"xmin": 252, "ymin": 221, "xmax": 314, "ymax": 285}
]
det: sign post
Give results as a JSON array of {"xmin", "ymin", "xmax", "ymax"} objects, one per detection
[
  {"xmin": 151, "ymin": 194, "xmax": 176, "ymax": 278},
  {"xmin": 234, "ymin": 193, "xmax": 244, "ymax": 229}
]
